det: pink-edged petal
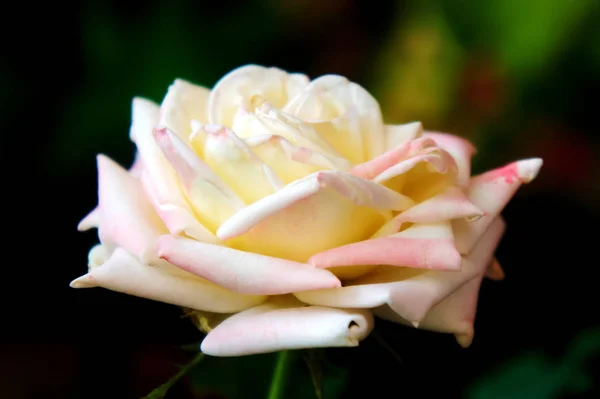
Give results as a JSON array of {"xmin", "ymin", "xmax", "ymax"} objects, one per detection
[
  {"xmin": 374, "ymin": 276, "xmax": 482, "ymax": 347},
  {"xmin": 373, "ymin": 186, "xmax": 483, "ymax": 237},
  {"xmin": 131, "ymin": 98, "xmax": 218, "ymax": 243},
  {"xmin": 190, "ymin": 125, "xmax": 284, "ymax": 203},
  {"xmin": 215, "ymin": 171, "xmax": 414, "ymax": 262},
  {"xmin": 351, "ymin": 137, "xmax": 438, "ymax": 180},
  {"xmin": 200, "ymin": 297, "xmax": 373, "ymax": 356},
  {"xmin": 159, "ymin": 79, "xmax": 210, "ymax": 139},
  {"xmin": 208, "ymin": 65, "xmax": 309, "ymax": 127},
  {"xmin": 157, "ymin": 236, "xmax": 341, "ymax": 295},
  {"xmin": 309, "ymin": 222, "xmax": 461, "ymax": 270},
  {"xmin": 485, "ymin": 257, "xmax": 505, "ymax": 280},
  {"xmin": 95, "ymin": 155, "xmax": 167, "ymax": 263},
  {"xmin": 70, "ymin": 246, "xmax": 266, "ymax": 313},
  {"xmin": 384, "ymin": 122, "xmax": 423, "ymax": 150},
  {"xmin": 218, "ymin": 170, "xmax": 413, "ymax": 240},
  {"xmin": 454, "ymin": 158, "xmax": 542, "ymax": 254},
  {"xmin": 424, "ymin": 131, "xmax": 476, "ymax": 187},
  {"xmin": 296, "ymin": 218, "xmax": 505, "ymax": 323},
  {"xmin": 153, "ymin": 127, "xmax": 244, "ymax": 233}
]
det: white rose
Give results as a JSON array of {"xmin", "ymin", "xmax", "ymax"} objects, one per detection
[{"xmin": 72, "ymin": 65, "xmax": 542, "ymax": 356}]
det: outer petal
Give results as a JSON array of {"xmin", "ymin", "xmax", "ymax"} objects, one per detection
[
  {"xmin": 374, "ymin": 276, "xmax": 482, "ymax": 347},
  {"xmin": 424, "ymin": 131, "xmax": 476, "ymax": 187},
  {"xmin": 385, "ymin": 122, "xmax": 424, "ymax": 150},
  {"xmin": 77, "ymin": 208, "xmax": 99, "ymax": 231},
  {"xmin": 309, "ymin": 222, "xmax": 461, "ymax": 271},
  {"xmin": 190, "ymin": 125, "xmax": 283, "ymax": 203},
  {"xmin": 200, "ymin": 297, "xmax": 374, "ymax": 356},
  {"xmin": 70, "ymin": 246, "xmax": 266, "ymax": 313},
  {"xmin": 284, "ymin": 75, "xmax": 385, "ymax": 163},
  {"xmin": 95, "ymin": 155, "xmax": 167, "ymax": 263},
  {"xmin": 159, "ymin": 79, "xmax": 210, "ymax": 139},
  {"xmin": 208, "ymin": 65, "xmax": 309, "ymax": 127},
  {"xmin": 454, "ymin": 158, "xmax": 542, "ymax": 254},
  {"xmin": 485, "ymin": 258, "xmax": 505, "ymax": 280},
  {"xmin": 131, "ymin": 98, "xmax": 217, "ymax": 243},
  {"xmin": 372, "ymin": 186, "xmax": 483, "ymax": 237},
  {"xmin": 217, "ymin": 171, "xmax": 414, "ymax": 262},
  {"xmin": 295, "ymin": 217, "xmax": 505, "ymax": 324},
  {"xmin": 157, "ymin": 235, "xmax": 341, "ymax": 295},
  {"xmin": 154, "ymin": 127, "xmax": 244, "ymax": 233}
]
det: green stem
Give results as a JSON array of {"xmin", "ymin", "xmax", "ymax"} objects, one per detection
[
  {"xmin": 143, "ymin": 351, "xmax": 205, "ymax": 399},
  {"xmin": 267, "ymin": 351, "xmax": 294, "ymax": 399}
]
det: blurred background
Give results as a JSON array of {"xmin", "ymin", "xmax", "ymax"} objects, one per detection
[{"xmin": 3, "ymin": 0, "xmax": 599, "ymax": 397}]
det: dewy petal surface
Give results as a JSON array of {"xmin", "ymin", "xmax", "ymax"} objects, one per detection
[
  {"xmin": 157, "ymin": 236, "xmax": 341, "ymax": 295},
  {"xmin": 217, "ymin": 170, "xmax": 414, "ymax": 262},
  {"xmin": 200, "ymin": 297, "xmax": 373, "ymax": 356},
  {"xmin": 70, "ymin": 246, "xmax": 266, "ymax": 313}
]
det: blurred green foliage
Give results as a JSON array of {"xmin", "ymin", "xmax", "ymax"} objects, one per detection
[{"xmin": 468, "ymin": 328, "xmax": 600, "ymax": 399}]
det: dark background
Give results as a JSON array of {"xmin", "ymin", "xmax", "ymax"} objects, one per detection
[{"xmin": 3, "ymin": 0, "xmax": 599, "ymax": 397}]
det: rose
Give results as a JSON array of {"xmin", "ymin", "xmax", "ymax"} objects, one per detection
[{"xmin": 72, "ymin": 65, "xmax": 541, "ymax": 356}]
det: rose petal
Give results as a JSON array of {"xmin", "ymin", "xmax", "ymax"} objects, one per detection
[
  {"xmin": 424, "ymin": 131, "xmax": 476, "ymax": 187},
  {"xmin": 372, "ymin": 186, "xmax": 483, "ymax": 237},
  {"xmin": 208, "ymin": 65, "xmax": 309, "ymax": 127},
  {"xmin": 190, "ymin": 125, "xmax": 284, "ymax": 203},
  {"xmin": 309, "ymin": 222, "xmax": 461, "ymax": 270},
  {"xmin": 232, "ymin": 102, "xmax": 346, "ymax": 161},
  {"xmin": 244, "ymin": 134, "xmax": 348, "ymax": 184},
  {"xmin": 157, "ymin": 235, "xmax": 341, "ymax": 295},
  {"xmin": 131, "ymin": 98, "xmax": 217, "ymax": 243},
  {"xmin": 159, "ymin": 79, "xmax": 210, "ymax": 139},
  {"xmin": 454, "ymin": 158, "xmax": 542, "ymax": 254},
  {"xmin": 70, "ymin": 246, "xmax": 266, "ymax": 313},
  {"xmin": 284, "ymin": 75, "xmax": 385, "ymax": 162},
  {"xmin": 216, "ymin": 171, "xmax": 414, "ymax": 262},
  {"xmin": 153, "ymin": 127, "xmax": 244, "ymax": 233},
  {"xmin": 485, "ymin": 257, "xmax": 505, "ymax": 280},
  {"xmin": 295, "ymin": 218, "xmax": 505, "ymax": 323},
  {"xmin": 385, "ymin": 122, "xmax": 424, "ymax": 150},
  {"xmin": 351, "ymin": 137, "xmax": 438, "ymax": 180},
  {"xmin": 200, "ymin": 296, "xmax": 373, "ymax": 356},
  {"xmin": 95, "ymin": 155, "xmax": 167, "ymax": 263},
  {"xmin": 77, "ymin": 207, "xmax": 99, "ymax": 231},
  {"xmin": 374, "ymin": 276, "xmax": 482, "ymax": 347}
]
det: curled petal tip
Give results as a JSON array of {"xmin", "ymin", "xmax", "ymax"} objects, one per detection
[
  {"xmin": 455, "ymin": 332, "xmax": 474, "ymax": 348},
  {"xmin": 69, "ymin": 275, "xmax": 95, "ymax": 289},
  {"xmin": 517, "ymin": 158, "xmax": 543, "ymax": 183}
]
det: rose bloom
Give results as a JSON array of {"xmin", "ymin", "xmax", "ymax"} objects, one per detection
[{"xmin": 72, "ymin": 65, "xmax": 541, "ymax": 357}]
